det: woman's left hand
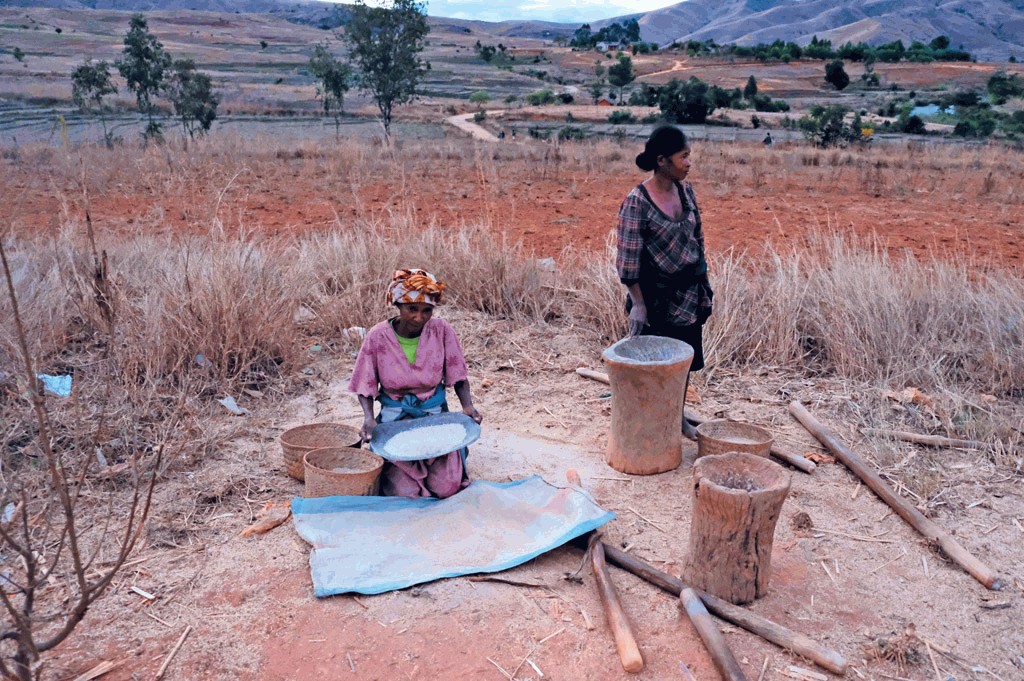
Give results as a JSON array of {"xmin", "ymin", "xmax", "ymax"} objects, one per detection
[{"xmin": 463, "ymin": 406, "xmax": 483, "ymax": 424}]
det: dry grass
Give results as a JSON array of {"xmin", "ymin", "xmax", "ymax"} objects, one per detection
[{"xmin": 3, "ymin": 135, "xmax": 1022, "ymax": 506}]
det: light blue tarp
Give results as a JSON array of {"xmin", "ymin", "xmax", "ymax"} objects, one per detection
[{"xmin": 291, "ymin": 476, "xmax": 614, "ymax": 597}]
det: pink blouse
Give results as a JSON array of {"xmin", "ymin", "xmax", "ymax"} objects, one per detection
[{"xmin": 348, "ymin": 317, "xmax": 470, "ymax": 401}]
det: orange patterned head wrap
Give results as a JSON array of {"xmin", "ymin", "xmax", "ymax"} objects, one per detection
[{"xmin": 386, "ymin": 268, "xmax": 446, "ymax": 306}]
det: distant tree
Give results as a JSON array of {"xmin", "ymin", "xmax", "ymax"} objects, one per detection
[
  {"xmin": 657, "ymin": 77, "xmax": 716, "ymax": 124},
  {"xmin": 824, "ymin": 59, "xmax": 850, "ymax": 90},
  {"xmin": 343, "ymin": 0, "xmax": 429, "ymax": 140},
  {"xmin": 13, "ymin": 47, "xmax": 25, "ymax": 62},
  {"xmin": 71, "ymin": 59, "xmax": 117, "ymax": 145},
  {"xmin": 896, "ymin": 113, "xmax": 927, "ymax": 134},
  {"xmin": 116, "ymin": 14, "xmax": 172, "ymax": 140},
  {"xmin": 987, "ymin": 70, "xmax": 1024, "ymax": 105},
  {"xmin": 525, "ymin": 88, "xmax": 555, "ymax": 106},
  {"xmin": 588, "ymin": 81, "xmax": 604, "ymax": 104},
  {"xmin": 929, "ymin": 35, "xmax": 950, "ymax": 51},
  {"xmin": 743, "ymin": 75, "xmax": 758, "ymax": 100},
  {"xmin": 607, "ymin": 54, "xmax": 635, "ymax": 103},
  {"xmin": 468, "ymin": 89, "xmax": 490, "ymax": 107},
  {"xmin": 571, "ymin": 23, "xmax": 593, "ymax": 48},
  {"xmin": 166, "ymin": 58, "xmax": 219, "ymax": 140},
  {"xmin": 308, "ymin": 43, "xmax": 351, "ymax": 136},
  {"xmin": 260, "ymin": 39, "xmax": 268, "ymax": 49},
  {"xmin": 799, "ymin": 104, "xmax": 861, "ymax": 147}
]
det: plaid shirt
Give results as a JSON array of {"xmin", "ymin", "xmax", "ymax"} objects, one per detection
[{"xmin": 616, "ymin": 181, "xmax": 713, "ymax": 327}]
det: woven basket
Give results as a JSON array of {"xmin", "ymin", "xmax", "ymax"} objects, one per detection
[
  {"xmin": 280, "ymin": 423, "xmax": 361, "ymax": 481},
  {"xmin": 696, "ymin": 420, "xmax": 773, "ymax": 459},
  {"xmin": 303, "ymin": 447, "xmax": 384, "ymax": 498}
]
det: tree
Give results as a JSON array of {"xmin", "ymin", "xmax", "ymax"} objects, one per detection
[
  {"xmin": 744, "ymin": 75, "xmax": 758, "ymax": 100},
  {"xmin": 571, "ymin": 23, "xmax": 593, "ymax": 48},
  {"xmin": 607, "ymin": 54, "xmax": 635, "ymax": 103},
  {"xmin": 588, "ymin": 81, "xmax": 604, "ymax": 104},
  {"xmin": 343, "ymin": 0, "xmax": 429, "ymax": 141},
  {"xmin": 166, "ymin": 58, "xmax": 219, "ymax": 140},
  {"xmin": 468, "ymin": 90, "xmax": 490, "ymax": 107},
  {"xmin": 824, "ymin": 59, "xmax": 850, "ymax": 90},
  {"xmin": 116, "ymin": 14, "xmax": 172, "ymax": 140},
  {"xmin": 71, "ymin": 59, "xmax": 117, "ymax": 145},
  {"xmin": 12, "ymin": 47, "xmax": 25, "ymax": 62},
  {"xmin": 308, "ymin": 43, "xmax": 351, "ymax": 136},
  {"xmin": 799, "ymin": 104, "xmax": 861, "ymax": 147},
  {"xmin": 657, "ymin": 77, "xmax": 716, "ymax": 124}
]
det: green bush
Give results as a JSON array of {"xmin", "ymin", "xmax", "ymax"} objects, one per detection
[
  {"xmin": 557, "ymin": 126, "xmax": 585, "ymax": 141},
  {"xmin": 607, "ymin": 110, "xmax": 636, "ymax": 124},
  {"xmin": 526, "ymin": 88, "xmax": 556, "ymax": 106},
  {"xmin": 656, "ymin": 77, "xmax": 715, "ymax": 124},
  {"xmin": 473, "ymin": 110, "xmax": 486, "ymax": 122},
  {"xmin": 954, "ymin": 109, "xmax": 999, "ymax": 138},
  {"xmin": 799, "ymin": 105, "xmax": 862, "ymax": 147}
]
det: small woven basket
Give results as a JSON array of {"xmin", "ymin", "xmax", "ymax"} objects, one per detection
[
  {"xmin": 280, "ymin": 423, "xmax": 362, "ymax": 481},
  {"xmin": 696, "ymin": 420, "xmax": 773, "ymax": 459},
  {"xmin": 303, "ymin": 447, "xmax": 384, "ymax": 498}
]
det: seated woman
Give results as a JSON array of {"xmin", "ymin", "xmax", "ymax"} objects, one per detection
[{"xmin": 348, "ymin": 268, "xmax": 483, "ymax": 498}]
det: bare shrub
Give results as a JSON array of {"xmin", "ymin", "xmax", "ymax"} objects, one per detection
[{"xmin": 1, "ymin": 240, "xmax": 166, "ymax": 681}]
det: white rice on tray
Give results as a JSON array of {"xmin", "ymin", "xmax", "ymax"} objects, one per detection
[{"xmin": 382, "ymin": 423, "xmax": 468, "ymax": 458}]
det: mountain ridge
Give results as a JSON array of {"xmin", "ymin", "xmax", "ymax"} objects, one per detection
[{"xmin": 1, "ymin": 0, "xmax": 1020, "ymax": 61}]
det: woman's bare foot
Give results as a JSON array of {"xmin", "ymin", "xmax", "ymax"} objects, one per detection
[{"xmin": 682, "ymin": 418, "xmax": 699, "ymax": 441}]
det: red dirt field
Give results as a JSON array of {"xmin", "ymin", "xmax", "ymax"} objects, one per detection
[{"xmin": 3, "ymin": 139, "xmax": 1023, "ymax": 270}]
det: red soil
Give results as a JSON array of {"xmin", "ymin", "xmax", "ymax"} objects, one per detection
[{"xmin": 4, "ymin": 146, "xmax": 1022, "ymax": 270}]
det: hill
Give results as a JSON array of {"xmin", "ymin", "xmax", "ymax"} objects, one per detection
[
  {"xmin": 4, "ymin": 0, "xmax": 1022, "ymax": 61},
  {"xmin": 601, "ymin": 0, "xmax": 1024, "ymax": 62}
]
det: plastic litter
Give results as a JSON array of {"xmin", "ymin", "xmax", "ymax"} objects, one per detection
[
  {"xmin": 37, "ymin": 374, "xmax": 72, "ymax": 397},
  {"xmin": 217, "ymin": 395, "xmax": 249, "ymax": 416}
]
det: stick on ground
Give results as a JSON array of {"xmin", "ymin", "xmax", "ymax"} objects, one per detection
[
  {"xmin": 861, "ymin": 428, "xmax": 987, "ymax": 450},
  {"xmin": 789, "ymin": 401, "xmax": 1004, "ymax": 591},
  {"xmin": 155, "ymin": 625, "xmax": 192, "ymax": 680},
  {"xmin": 680, "ymin": 587, "xmax": 747, "ymax": 681},
  {"xmin": 593, "ymin": 542, "xmax": 848, "ymax": 674},
  {"xmin": 592, "ymin": 541, "xmax": 644, "ymax": 673}
]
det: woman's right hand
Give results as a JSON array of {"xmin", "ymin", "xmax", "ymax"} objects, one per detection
[
  {"xmin": 360, "ymin": 416, "xmax": 376, "ymax": 443},
  {"xmin": 627, "ymin": 303, "xmax": 647, "ymax": 337}
]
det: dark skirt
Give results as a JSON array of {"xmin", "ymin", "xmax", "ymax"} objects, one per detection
[{"xmin": 640, "ymin": 319, "xmax": 705, "ymax": 372}]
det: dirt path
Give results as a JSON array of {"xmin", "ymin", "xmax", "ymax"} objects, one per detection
[{"xmin": 445, "ymin": 111, "xmax": 501, "ymax": 141}]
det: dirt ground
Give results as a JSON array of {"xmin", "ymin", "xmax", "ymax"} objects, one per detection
[
  {"xmin": 4, "ymin": 135, "xmax": 1023, "ymax": 681},
  {"xmin": 40, "ymin": 316, "xmax": 1024, "ymax": 680},
  {"xmin": 4, "ymin": 138, "xmax": 1023, "ymax": 270}
]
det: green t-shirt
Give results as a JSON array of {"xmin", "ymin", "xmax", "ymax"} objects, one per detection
[{"xmin": 395, "ymin": 331, "xmax": 420, "ymax": 365}]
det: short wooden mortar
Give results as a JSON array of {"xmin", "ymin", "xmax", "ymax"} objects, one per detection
[{"xmin": 686, "ymin": 452, "xmax": 791, "ymax": 604}]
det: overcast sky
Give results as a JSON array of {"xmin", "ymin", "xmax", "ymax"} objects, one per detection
[{"xmin": 418, "ymin": 0, "xmax": 681, "ymax": 23}]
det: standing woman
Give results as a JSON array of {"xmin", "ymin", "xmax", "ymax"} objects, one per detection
[
  {"xmin": 615, "ymin": 125, "xmax": 713, "ymax": 440},
  {"xmin": 348, "ymin": 268, "xmax": 483, "ymax": 498}
]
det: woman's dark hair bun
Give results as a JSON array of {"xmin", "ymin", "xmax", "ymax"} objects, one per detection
[
  {"xmin": 635, "ymin": 151, "xmax": 657, "ymax": 172},
  {"xmin": 635, "ymin": 125, "xmax": 688, "ymax": 171}
]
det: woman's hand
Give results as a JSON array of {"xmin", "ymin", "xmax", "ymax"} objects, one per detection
[
  {"xmin": 360, "ymin": 416, "xmax": 376, "ymax": 442},
  {"xmin": 463, "ymin": 406, "xmax": 483, "ymax": 424},
  {"xmin": 627, "ymin": 303, "xmax": 647, "ymax": 337}
]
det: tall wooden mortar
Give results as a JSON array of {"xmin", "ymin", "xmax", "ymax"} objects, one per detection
[{"xmin": 602, "ymin": 336, "xmax": 693, "ymax": 475}]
